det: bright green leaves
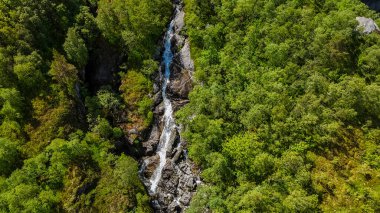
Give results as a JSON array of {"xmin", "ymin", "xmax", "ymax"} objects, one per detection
[
  {"xmin": 96, "ymin": 0, "xmax": 125, "ymax": 45},
  {"xmin": 202, "ymin": 152, "xmax": 231, "ymax": 185},
  {"xmin": 120, "ymin": 70, "xmax": 153, "ymax": 131},
  {"xmin": 0, "ymin": 0, "xmax": 160, "ymax": 211},
  {"xmin": 0, "ymin": 88, "xmax": 23, "ymax": 122},
  {"xmin": 74, "ymin": 6, "xmax": 98, "ymax": 44},
  {"xmin": 63, "ymin": 27, "xmax": 88, "ymax": 69},
  {"xmin": 282, "ymin": 189, "xmax": 318, "ymax": 212},
  {"xmin": 13, "ymin": 51, "xmax": 44, "ymax": 94},
  {"xmin": 96, "ymin": 0, "xmax": 171, "ymax": 65},
  {"xmin": 93, "ymin": 155, "xmax": 151, "ymax": 212},
  {"xmin": 49, "ymin": 52, "xmax": 79, "ymax": 98},
  {"xmin": 358, "ymin": 44, "xmax": 380, "ymax": 80},
  {"xmin": 223, "ymin": 133, "xmax": 264, "ymax": 180},
  {"xmin": 182, "ymin": 0, "xmax": 380, "ymax": 212},
  {"xmin": 92, "ymin": 118, "xmax": 114, "ymax": 139}
]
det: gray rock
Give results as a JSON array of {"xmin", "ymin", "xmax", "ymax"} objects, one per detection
[
  {"xmin": 142, "ymin": 155, "xmax": 160, "ymax": 178},
  {"xmin": 167, "ymin": 39, "xmax": 194, "ymax": 99},
  {"xmin": 166, "ymin": 129, "xmax": 178, "ymax": 156},
  {"xmin": 356, "ymin": 17, "xmax": 380, "ymax": 34},
  {"xmin": 172, "ymin": 146, "xmax": 183, "ymax": 163},
  {"xmin": 153, "ymin": 83, "xmax": 160, "ymax": 94},
  {"xmin": 154, "ymin": 92, "xmax": 163, "ymax": 106},
  {"xmin": 174, "ymin": 9, "xmax": 185, "ymax": 34},
  {"xmin": 142, "ymin": 126, "xmax": 160, "ymax": 155},
  {"xmin": 154, "ymin": 102, "xmax": 165, "ymax": 115},
  {"xmin": 172, "ymin": 100, "xmax": 190, "ymax": 112},
  {"xmin": 167, "ymin": 71, "xmax": 192, "ymax": 99},
  {"xmin": 179, "ymin": 41, "xmax": 194, "ymax": 71},
  {"xmin": 180, "ymin": 193, "xmax": 192, "ymax": 206}
]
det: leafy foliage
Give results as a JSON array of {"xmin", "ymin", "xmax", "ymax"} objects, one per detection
[
  {"xmin": 179, "ymin": 0, "xmax": 380, "ymax": 212},
  {"xmin": 0, "ymin": 0, "xmax": 171, "ymax": 211}
]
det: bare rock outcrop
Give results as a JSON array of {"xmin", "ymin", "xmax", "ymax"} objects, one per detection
[
  {"xmin": 356, "ymin": 17, "xmax": 380, "ymax": 34},
  {"xmin": 167, "ymin": 4, "xmax": 194, "ymax": 100}
]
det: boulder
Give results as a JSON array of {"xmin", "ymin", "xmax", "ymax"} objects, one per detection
[
  {"xmin": 154, "ymin": 92, "xmax": 163, "ymax": 107},
  {"xmin": 174, "ymin": 9, "xmax": 185, "ymax": 34},
  {"xmin": 167, "ymin": 70, "xmax": 192, "ymax": 99},
  {"xmin": 142, "ymin": 155, "xmax": 160, "ymax": 178},
  {"xmin": 142, "ymin": 126, "xmax": 160, "ymax": 155},
  {"xmin": 154, "ymin": 102, "xmax": 165, "ymax": 116},
  {"xmin": 172, "ymin": 99, "xmax": 190, "ymax": 112},
  {"xmin": 179, "ymin": 41, "xmax": 194, "ymax": 71},
  {"xmin": 356, "ymin": 17, "xmax": 380, "ymax": 34}
]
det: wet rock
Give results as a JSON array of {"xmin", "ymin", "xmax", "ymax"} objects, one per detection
[
  {"xmin": 154, "ymin": 102, "xmax": 165, "ymax": 116},
  {"xmin": 168, "ymin": 203, "xmax": 182, "ymax": 213},
  {"xmin": 142, "ymin": 140, "xmax": 158, "ymax": 156},
  {"xmin": 167, "ymin": 37, "xmax": 194, "ymax": 99},
  {"xmin": 356, "ymin": 17, "xmax": 380, "ymax": 34},
  {"xmin": 172, "ymin": 146, "xmax": 183, "ymax": 163},
  {"xmin": 154, "ymin": 92, "xmax": 163, "ymax": 107},
  {"xmin": 166, "ymin": 128, "xmax": 178, "ymax": 155},
  {"xmin": 162, "ymin": 161, "xmax": 175, "ymax": 179},
  {"xmin": 85, "ymin": 38, "xmax": 121, "ymax": 92},
  {"xmin": 153, "ymin": 83, "xmax": 160, "ymax": 94},
  {"xmin": 142, "ymin": 126, "xmax": 160, "ymax": 155},
  {"xmin": 143, "ymin": 155, "xmax": 160, "ymax": 178}
]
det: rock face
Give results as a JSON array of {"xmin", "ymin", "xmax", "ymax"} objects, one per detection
[
  {"xmin": 167, "ymin": 5, "xmax": 194, "ymax": 99},
  {"xmin": 356, "ymin": 17, "xmax": 380, "ymax": 34},
  {"xmin": 85, "ymin": 38, "xmax": 121, "ymax": 92},
  {"xmin": 140, "ymin": 1, "xmax": 200, "ymax": 212}
]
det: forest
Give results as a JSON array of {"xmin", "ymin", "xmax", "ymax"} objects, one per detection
[
  {"xmin": 0, "ymin": 0, "xmax": 171, "ymax": 212},
  {"xmin": 177, "ymin": 0, "xmax": 380, "ymax": 212},
  {"xmin": 0, "ymin": 0, "xmax": 379, "ymax": 212}
]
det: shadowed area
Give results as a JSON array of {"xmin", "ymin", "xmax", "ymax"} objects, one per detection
[{"xmin": 362, "ymin": 0, "xmax": 380, "ymax": 11}]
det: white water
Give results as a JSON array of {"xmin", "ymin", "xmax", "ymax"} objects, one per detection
[{"xmin": 149, "ymin": 20, "xmax": 176, "ymax": 193}]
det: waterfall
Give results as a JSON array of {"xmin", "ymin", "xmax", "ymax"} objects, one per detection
[
  {"xmin": 149, "ymin": 20, "xmax": 176, "ymax": 193},
  {"xmin": 139, "ymin": 3, "xmax": 199, "ymax": 211}
]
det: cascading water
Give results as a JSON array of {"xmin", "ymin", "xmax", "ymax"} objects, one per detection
[
  {"xmin": 140, "ymin": 2, "xmax": 199, "ymax": 211},
  {"xmin": 149, "ymin": 20, "xmax": 176, "ymax": 193}
]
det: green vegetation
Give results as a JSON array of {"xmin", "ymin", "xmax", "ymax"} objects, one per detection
[
  {"xmin": 0, "ymin": 0, "xmax": 171, "ymax": 211},
  {"xmin": 1, "ymin": 0, "xmax": 379, "ymax": 211},
  {"xmin": 179, "ymin": 0, "xmax": 380, "ymax": 212}
]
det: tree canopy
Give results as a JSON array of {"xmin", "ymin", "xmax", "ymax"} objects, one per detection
[{"xmin": 178, "ymin": 0, "xmax": 380, "ymax": 212}]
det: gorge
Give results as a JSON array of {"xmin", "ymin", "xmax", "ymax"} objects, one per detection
[{"xmin": 139, "ymin": 1, "xmax": 199, "ymax": 212}]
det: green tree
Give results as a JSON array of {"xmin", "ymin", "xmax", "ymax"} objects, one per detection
[
  {"xmin": 49, "ymin": 52, "xmax": 79, "ymax": 97},
  {"xmin": 0, "ymin": 138, "xmax": 20, "ymax": 176},
  {"xmin": 63, "ymin": 27, "xmax": 88, "ymax": 69},
  {"xmin": 13, "ymin": 51, "xmax": 44, "ymax": 94}
]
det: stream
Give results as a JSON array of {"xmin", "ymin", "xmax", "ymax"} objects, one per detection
[
  {"xmin": 139, "ymin": 2, "xmax": 200, "ymax": 212},
  {"xmin": 149, "ymin": 19, "xmax": 176, "ymax": 194}
]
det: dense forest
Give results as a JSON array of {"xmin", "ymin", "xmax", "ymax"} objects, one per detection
[
  {"xmin": 177, "ymin": 0, "xmax": 380, "ymax": 212},
  {"xmin": 0, "ymin": 0, "xmax": 171, "ymax": 211},
  {"xmin": 0, "ymin": 0, "xmax": 380, "ymax": 212}
]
